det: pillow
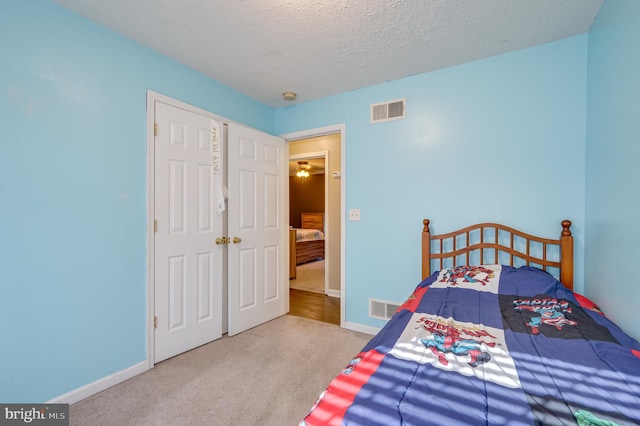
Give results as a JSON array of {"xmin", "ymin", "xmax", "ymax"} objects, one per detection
[{"xmin": 573, "ymin": 292, "xmax": 605, "ymax": 316}]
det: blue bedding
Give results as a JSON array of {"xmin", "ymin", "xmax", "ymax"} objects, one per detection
[{"xmin": 301, "ymin": 265, "xmax": 640, "ymax": 425}]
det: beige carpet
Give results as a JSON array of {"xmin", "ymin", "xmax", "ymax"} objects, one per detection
[
  {"xmin": 289, "ymin": 260, "xmax": 324, "ymax": 293},
  {"xmin": 70, "ymin": 315, "xmax": 371, "ymax": 426}
]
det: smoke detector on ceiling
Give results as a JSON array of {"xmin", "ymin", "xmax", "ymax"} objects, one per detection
[{"xmin": 283, "ymin": 91, "xmax": 297, "ymax": 101}]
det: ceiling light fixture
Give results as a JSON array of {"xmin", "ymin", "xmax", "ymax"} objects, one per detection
[
  {"xmin": 296, "ymin": 160, "xmax": 310, "ymax": 182},
  {"xmin": 282, "ymin": 91, "xmax": 297, "ymax": 101}
]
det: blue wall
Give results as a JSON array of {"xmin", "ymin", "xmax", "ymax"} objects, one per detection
[
  {"xmin": 0, "ymin": 0, "xmax": 273, "ymax": 402},
  {"xmin": 5, "ymin": 0, "xmax": 637, "ymax": 405},
  {"xmin": 585, "ymin": 0, "xmax": 640, "ymax": 340},
  {"xmin": 276, "ymin": 36, "xmax": 588, "ymax": 330}
]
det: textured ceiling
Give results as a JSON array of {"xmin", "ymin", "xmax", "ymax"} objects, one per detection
[{"xmin": 53, "ymin": 0, "xmax": 603, "ymax": 108}]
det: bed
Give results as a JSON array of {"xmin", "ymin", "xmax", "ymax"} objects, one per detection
[
  {"xmin": 301, "ymin": 219, "xmax": 640, "ymax": 425},
  {"xmin": 293, "ymin": 212, "xmax": 325, "ymax": 265}
]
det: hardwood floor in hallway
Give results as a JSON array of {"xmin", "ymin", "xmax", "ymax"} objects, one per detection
[{"xmin": 289, "ymin": 288, "xmax": 340, "ymax": 325}]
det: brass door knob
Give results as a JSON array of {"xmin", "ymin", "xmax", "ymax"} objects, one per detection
[
  {"xmin": 215, "ymin": 237, "xmax": 230, "ymax": 245},
  {"xmin": 232, "ymin": 236, "xmax": 241, "ymax": 244}
]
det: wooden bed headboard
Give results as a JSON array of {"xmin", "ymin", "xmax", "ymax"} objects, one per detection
[
  {"xmin": 301, "ymin": 212, "xmax": 324, "ymax": 233},
  {"xmin": 421, "ymin": 219, "xmax": 574, "ymax": 291}
]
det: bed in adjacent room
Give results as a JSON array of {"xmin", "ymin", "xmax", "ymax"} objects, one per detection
[
  {"xmin": 300, "ymin": 219, "xmax": 640, "ymax": 426},
  {"xmin": 292, "ymin": 212, "xmax": 325, "ymax": 266}
]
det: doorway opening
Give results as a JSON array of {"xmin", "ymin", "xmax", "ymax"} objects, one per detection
[
  {"xmin": 284, "ymin": 128, "xmax": 343, "ymax": 326},
  {"xmin": 288, "ymin": 154, "xmax": 336, "ymax": 324},
  {"xmin": 289, "ymin": 154, "xmax": 327, "ymax": 294}
]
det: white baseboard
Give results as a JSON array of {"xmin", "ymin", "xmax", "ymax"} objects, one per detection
[
  {"xmin": 344, "ymin": 321, "xmax": 380, "ymax": 336},
  {"xmin": 326, "ymin": 289, "xmax": 341, "ymax": 298},
  {"xmin": 47, "ymin": 361, "xmax": 149, "ymax": 405}
]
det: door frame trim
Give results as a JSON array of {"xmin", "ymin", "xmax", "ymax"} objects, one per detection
[
  {"xmin": 146, "ymin": 90, "xmax": 230, "ymax": 367},
  {"xmin": 279, "ymin": 124, "xmax": 346, "ymax": 327}
]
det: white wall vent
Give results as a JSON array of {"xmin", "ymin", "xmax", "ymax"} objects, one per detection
[
  {"xmin": 370, "ymin": 98, "xmax": 406, "ymax": 123},
  {"xmin": 369, "ymin": 298, "xmax": 402, "ymax": 320}
]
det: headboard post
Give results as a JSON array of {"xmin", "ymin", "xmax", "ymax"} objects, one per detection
[
  {"xmin": 422, "ymin": 219, "xmax": 431, "ymax": 280},
  {"xmin": 560, "ymin": 220, "xmax": 574, "ymax": 291}
]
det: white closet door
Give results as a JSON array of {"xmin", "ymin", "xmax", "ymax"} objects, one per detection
[
  {"xmin": 226, "ymin": 123, "xmax": 288, "ymax": 336},
  {"xmin": 154, "ymin": 101, "xmax": 223, "ymax": 362}
]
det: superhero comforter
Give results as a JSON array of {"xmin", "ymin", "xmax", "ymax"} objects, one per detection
[{"xmin": 301, "ymin": 265, "xmax": 640, "ymax": 425}]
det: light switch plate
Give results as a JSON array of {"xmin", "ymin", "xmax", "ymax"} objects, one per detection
[{"xmin": 349, "ymin": 209, "xmax": 361, "ymax": 221}]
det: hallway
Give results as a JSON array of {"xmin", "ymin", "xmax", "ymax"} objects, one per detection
[
  {"xmin": 289, "ymin": 259, "xmax": 339, "ymax": 325},
  {"xmin": 289, "ymin": 288, "xmax": 340, "ymax": 325}
]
